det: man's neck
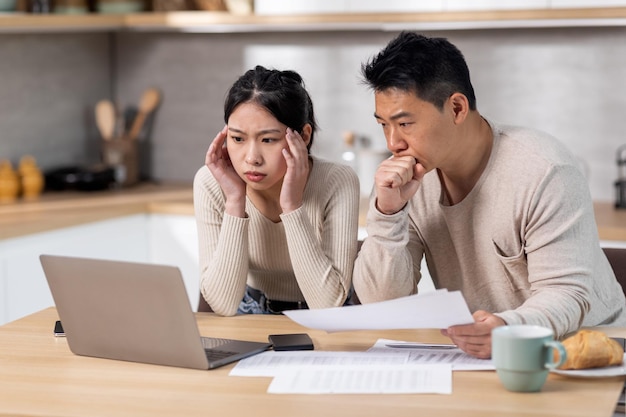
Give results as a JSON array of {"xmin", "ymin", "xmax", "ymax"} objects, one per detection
[{"xmin": 438, "ymin": 116, "xmax": 493, "ymax": 206}]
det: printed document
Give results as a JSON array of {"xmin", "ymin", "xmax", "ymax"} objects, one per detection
[
  {"xmin": 267, "ymin": 364, "xmax": 452, "ymax": 394},
  {"xmin": 283, "ymin": 289, "xmax": 474, "ymax": 332},
  {"xmin": 369, "ymin": 339, "xmax": 494, "ymax": 371},
  {"xmin": 230, "ymin": 351, "xmax": 411, "ymax": 377}
]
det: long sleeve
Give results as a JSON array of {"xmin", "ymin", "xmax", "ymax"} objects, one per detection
[
  {"xmin": 353, "ymin": 197, "xmax": 423, "ymax": 302},
  {"xmin": 353, "ymin": 121, "xmax": 626, "ymax": 337},
  {"xmin": 193, "ymin": 157, "xmax": 360, "ymax": 315},
  {"xmin": 280, "ymin": 161, "xmax": 360, "ymax": 308},
  {"xmin": 193, "ymin": 166, "xmax": 249, "ymax": 316}
]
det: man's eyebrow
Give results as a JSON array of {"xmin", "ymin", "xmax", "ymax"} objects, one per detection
[{"xmin": 374, "ymin": 111, "xmax": 412, "ymax": 121}]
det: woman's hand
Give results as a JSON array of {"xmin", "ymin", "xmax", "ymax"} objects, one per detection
[
  {"xmin": 280, "ymin": 128, "xmax": 310, "ymax": 214},
  {"xmin": 205, "ymin": 125, "xmax": 246, "ymax": 217}
]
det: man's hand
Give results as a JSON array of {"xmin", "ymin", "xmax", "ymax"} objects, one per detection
[
  {"xmin": 374, "ymin": 156, "xmax": 425, "ymax": 215},
  {"xmin": 441, "ymin": 310, "xmax": 506, "ymax": 359}
]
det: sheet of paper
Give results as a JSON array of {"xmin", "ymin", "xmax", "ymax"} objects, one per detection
[
  {"xmin": 283, "ymin": 289, "xmax": 474, "ymax": 332},
  {"xmin": 230, "ymin": 350, "xmax": 411, "ymax": 377},
  {"xmin": 368, "ymin": 338, "xmax": 495, "ymax": 371},
  {"xmin": 267, "ymin": 364, "xmax": 452, "ymax": 394}
]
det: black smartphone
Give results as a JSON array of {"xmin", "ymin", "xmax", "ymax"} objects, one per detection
[
  {"xmin": 268, "ymin": 333, "xmax": 314, "ymax": 351},
  {"xmin": 54, "ymin": 320, "xmax": 65, "ymax": 337}
]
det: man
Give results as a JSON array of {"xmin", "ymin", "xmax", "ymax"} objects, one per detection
[{"xmin": 353, "ymin": 31, "xmax": 626, "ymax": 359}]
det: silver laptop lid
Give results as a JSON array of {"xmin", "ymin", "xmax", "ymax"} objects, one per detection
[{"xmin": 40, "ymin": 254, "xmax": 211, "ymax": 370}]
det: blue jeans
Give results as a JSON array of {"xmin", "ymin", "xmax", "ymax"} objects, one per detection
[{"xmin": 237, "ymin": 289, "xmax": 273, "ymax": 315}]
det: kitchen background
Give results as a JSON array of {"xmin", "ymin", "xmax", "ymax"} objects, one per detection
[{"xmin": 2, "ymin": 20, "xmax": 626, "ymax": 201}]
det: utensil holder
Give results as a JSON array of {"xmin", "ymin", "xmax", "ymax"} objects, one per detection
[{"xmin": 101, "ymin": 139, "xmax": 139, "ymax": 187}]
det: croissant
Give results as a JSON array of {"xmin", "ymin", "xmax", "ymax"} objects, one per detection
[{"xmin": 557, "ymin": 330, "xmax": 624, "ymax": 370}]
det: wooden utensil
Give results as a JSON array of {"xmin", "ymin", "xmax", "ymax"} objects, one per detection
[
  {"xmin": 95, "ymin": 99, "xmax": 116, "ymax": 141},
  {"xmin": 127, "ymin": 88, "xmax": 161, "ymax": 141}
]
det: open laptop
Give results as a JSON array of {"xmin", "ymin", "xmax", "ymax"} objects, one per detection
[{"xmin": 40, "ymin": 254, "xmax": 271, "ymax": 370}]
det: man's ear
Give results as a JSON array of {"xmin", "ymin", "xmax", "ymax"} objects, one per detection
[
  {"xmin": 449, "ymin": 93, "xmax": 470, "ymax": 124},
  {"xmin": 300, "ymin": 124, "xmax": 313, "ymax": 146}
]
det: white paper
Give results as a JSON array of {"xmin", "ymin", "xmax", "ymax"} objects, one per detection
[
  {"xmin": 230, "ymin": 350, "xmax": 411, "ymax": 377},
  {"xmin": 368, "ymin": 339, "xmax": 495, "ymax": 371},
  {"xmin": 267, "ymin": 364, "xmax": 452, "ymax": 394},
  {"xmin": 283, "ymin": 290, "xmax": 474, "ymax": 332}
]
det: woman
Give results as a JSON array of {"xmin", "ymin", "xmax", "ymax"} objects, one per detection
[{"xmin": 193, "ymin": 65, "xmax": 360, "ymax": 316}]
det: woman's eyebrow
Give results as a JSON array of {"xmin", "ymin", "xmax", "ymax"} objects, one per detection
[
  {"xmin": 258, "ymin": 128, "xmax": 283, "ymax": 135},
  {"xmin": 228, "ymin": 127, "xmax": 282, "ymax": 135}
]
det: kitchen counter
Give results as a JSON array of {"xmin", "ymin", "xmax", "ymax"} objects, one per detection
[
  {"xmin": 2, "ymin": 185, "xmax": 626, "ymax": 242},
  {"xmin": 594, "ymin": 201, "xmax": 626, "ymax": 242},
  {"xmin": 0, "ymin": 182, "xmax": 193, "ymax": 240}
]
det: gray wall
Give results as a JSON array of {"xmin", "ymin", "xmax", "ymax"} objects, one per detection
[
  {"xmin": 2, "ymin": 27, "xmax": 626, "ymax": 201},
  {"xmin": 0, "ymin": 33, "xmax": 112, "ymax": 169}
]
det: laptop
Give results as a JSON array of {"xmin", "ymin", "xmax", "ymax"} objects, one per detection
[{"xmin": 40, "ymin": 254, "xmax": 271, "ymax": 370}]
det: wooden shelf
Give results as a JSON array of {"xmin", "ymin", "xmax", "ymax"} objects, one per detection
[
  {"xmin": 2, "ymin": 7, "xmax": 626, "ymax": 33},
  {"xmin": 0, "ymin": 13, "xmax": 124, "ymax": 32}
]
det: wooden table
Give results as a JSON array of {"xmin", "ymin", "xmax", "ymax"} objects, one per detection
[{"xmin": 0, "ymin": 308, "xmax": 624, "ymax": 417}]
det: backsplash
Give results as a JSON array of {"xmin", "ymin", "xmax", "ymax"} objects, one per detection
[{"xmin": 1, "ymin": 27, "xmax": 626, "ymax": 201}]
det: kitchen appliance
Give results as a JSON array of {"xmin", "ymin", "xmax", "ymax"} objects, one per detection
[
  {"xmin": 615, "ymin": 145, "xmax": 626, "ymax": 209},
  {"xmin": 44, "ymin": 165, "xmax": 115, "ymax": 191}
]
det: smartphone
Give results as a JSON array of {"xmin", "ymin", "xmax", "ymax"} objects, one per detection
[
  {"xmin": 54, "ymin": 320, "xmax": 65, "ymax": 337},
  {"xmin": 268, "ymin": 333, "xmax": 314, "ymax": 351}
]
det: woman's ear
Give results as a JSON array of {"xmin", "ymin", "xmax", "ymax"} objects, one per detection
[{"xmin": 300, "ymin": 124, "xmax": 313, "ymax": 146}]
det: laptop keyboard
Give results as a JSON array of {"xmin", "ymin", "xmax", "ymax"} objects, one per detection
[
  {"xmin": 205, "ymin": 349, "xmax": 240, "ymax": 361},
  {"xmin": 201, "ymin": 337, "xmax": 240, "ymax": 362},
  {"xmin": 201, "ymin": 337, "xmax": 233, "ymax": 349}
]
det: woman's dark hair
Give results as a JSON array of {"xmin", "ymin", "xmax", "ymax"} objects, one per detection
[
  {"xmin": 224, "ymin": 65, "xmax": 318, "ymax": 152},
  {"xmin": 361, "ymin": 32, "xmax": 476, "ymax": 111}
]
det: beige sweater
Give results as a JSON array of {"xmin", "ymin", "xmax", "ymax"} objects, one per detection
[
  {"xmin": 194, "ymin": 156, "xmax": 360, "ymax": 316},
  {"xmin": 354, "ymin": 121, "xmax": 626, "ymax": 338}
]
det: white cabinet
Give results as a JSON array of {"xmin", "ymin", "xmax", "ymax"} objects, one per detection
[
  {"xmin": 148, "ymin": 214, "xmax": 199, "ymax": 311},
  {"xmin": 0, "ymin": 214, "xmax": 201, "ymax": 326}
]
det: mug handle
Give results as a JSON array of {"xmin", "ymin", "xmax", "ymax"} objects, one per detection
[{"xmin": 544, "ymin": 340, "xmax": 567, "ymax": 369}]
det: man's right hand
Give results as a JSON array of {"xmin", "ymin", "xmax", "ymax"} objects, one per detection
[{"xmin": 374, "ymin": 155, "xmax": 425, "ymax": 215}]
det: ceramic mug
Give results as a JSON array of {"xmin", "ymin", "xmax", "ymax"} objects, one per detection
[{"xmin": 492, "ymin": 325, "xmax": 567, "ymax": 392}]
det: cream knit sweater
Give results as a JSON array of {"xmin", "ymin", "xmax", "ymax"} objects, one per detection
[
  {"xmin": 354, "ymin": 121, "xmax": 626, "ymax": 338},
  {"xmin": 194, "ymin": 156, "xmax": 360, "ymax": 316}
]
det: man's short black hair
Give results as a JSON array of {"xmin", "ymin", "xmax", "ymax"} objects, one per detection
[{"xmin": 362, "ymin": 32, "xmax": 476, "ymax": 111}]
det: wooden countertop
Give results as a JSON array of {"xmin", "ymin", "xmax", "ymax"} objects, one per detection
[
  {"xmin": 2, "ymin": 185, "xmax": 626, "ymax": 242},
  {"xmin": 0, "ymin": 182, "xmax": 193, "ymax": 240},
  {"xmin": 594, "ymin": 201, "xmax": 626, "ymax": 242}
]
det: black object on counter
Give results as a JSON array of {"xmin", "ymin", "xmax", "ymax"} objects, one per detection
[
  {"xmin": 616, "ymin": 145, "xmax": 626, "ymax": 209},
  {"xmin": 44, "ymin": 165, "xmax": 116, "ymax": 192}
]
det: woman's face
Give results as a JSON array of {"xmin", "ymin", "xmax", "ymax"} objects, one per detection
[{"xmin": 226, "ymin": 102, "xmax": 288, "ymax": 195}]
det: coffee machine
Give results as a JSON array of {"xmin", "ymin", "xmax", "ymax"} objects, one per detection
[{"xmin": 615, "ymin": 145, "xmax": 626, "ymax": 208}]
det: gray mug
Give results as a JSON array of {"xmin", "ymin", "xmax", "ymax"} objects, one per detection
[{"xmin": 492, "ymin": 325, "xmax": 567, "ymax": 392}]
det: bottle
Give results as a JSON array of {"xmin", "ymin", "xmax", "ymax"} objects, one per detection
[
  {"xmin": 18, "ymin": 155, "xmax": 45, "ymax": 199},
  {"xmin": 0, "ymin": 160, "xmax": 20, "ymax": 203},
  {"xmin": 341, "ymin": 131, "xmax": 358, "ymax": 172}
]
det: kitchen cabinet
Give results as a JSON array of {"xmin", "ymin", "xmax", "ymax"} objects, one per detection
[
  {"xmin": 0, "ymin": 213, "xmax": 200, "ymax": 326},
  {"xmin": 148, "ymin": 213, "xmax": 200, "ymax": 311}
]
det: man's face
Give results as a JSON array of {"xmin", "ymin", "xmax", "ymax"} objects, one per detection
[{"xmin": 373, "ymin": 88, "xmax": 456, "ymax": 174}]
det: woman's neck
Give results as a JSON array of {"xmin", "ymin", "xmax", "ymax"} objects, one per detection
[{"xmin": 247, "ymin": 183, "xmax": 283, "ymax": 223}]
